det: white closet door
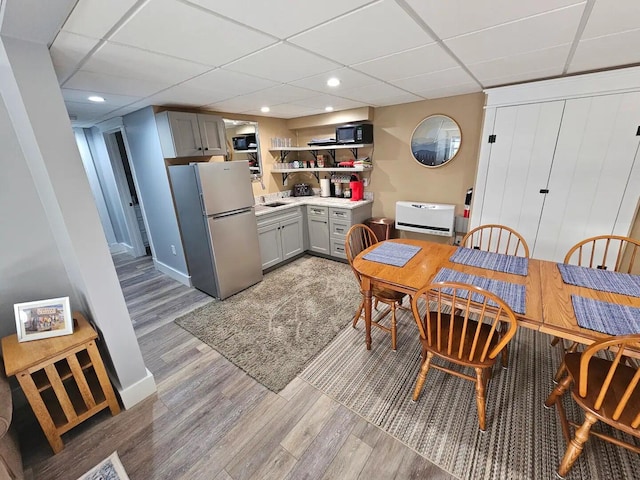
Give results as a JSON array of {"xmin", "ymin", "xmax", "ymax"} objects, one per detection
[
  {"xmin": 476, "ymin": 101, "xmax": 564, "ymax": 250},
  {"xmin": 533, "ymin": 92, "xmax": 640, "ymax": 261}
]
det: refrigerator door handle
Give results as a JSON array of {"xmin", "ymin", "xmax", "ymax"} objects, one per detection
[
  {"xmin": 199, "ymin": 192, "xmax": 206, "ymax": 215},
  {"xmin": 211, "ymin": 207, "xmax": 252, "ymax": 219}
]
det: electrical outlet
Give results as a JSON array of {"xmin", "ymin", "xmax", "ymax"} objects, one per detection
[
  {"xmin": 362, "ymin": 177, "xmax": 369, "ymax": 187},
  {"xmin": 170, "ymin": 245, "xmax": 176, "ymax": 255}
]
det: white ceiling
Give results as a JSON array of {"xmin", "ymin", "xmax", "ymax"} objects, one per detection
[{"xmin": 40, "ymin": 0, "xmax": 640, "ymax": 126}]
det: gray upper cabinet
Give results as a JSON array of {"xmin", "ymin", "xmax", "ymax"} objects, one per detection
[{"xmin": 155, "ymin": 111, "xmax": 227, "ymax": 158}]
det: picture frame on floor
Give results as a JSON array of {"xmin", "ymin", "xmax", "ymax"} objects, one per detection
[{"xmin": 13, "ymin": 296, "xmax": 73, "ymax": 342}]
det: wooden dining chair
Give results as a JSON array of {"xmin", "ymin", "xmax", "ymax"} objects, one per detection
[
  {"xmin": 460, "ymin": 224, "xmax": 528, "ymax": 368},
  {"xmin": 461, "ymin": 224, "xmax": 530, "ymax": 258},
  {"xmin": 411, "ymin": 282, "xmax": 518, "ymax": 430},
  {"xmin": 345, "ymin": 224, "xmax": 408, "ymax": 350},
  {"xmin": 564, "ymin": 235, "xmax": 640, "ymax": 272},
  {"xmin": 544, "ymin": 334, "xmax": 640, "ymax": 478},
  {"xmin": 552, "ymin": 235, "xmax": 640, "ymax": 381}
]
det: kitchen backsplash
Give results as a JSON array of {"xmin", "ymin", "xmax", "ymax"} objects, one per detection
[{"xmin": 255, "ymin": 190, "xmax": 372, "ymax": 204}]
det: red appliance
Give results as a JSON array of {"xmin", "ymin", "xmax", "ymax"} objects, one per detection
[{"xmin": 349, "ymin": 174, "xmax": 363, "ymax": 201}]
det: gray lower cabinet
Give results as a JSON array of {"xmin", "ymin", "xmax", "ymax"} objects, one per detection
[
  {"xmin": 307, "ymin": 203, "xmax": 373, "ymax": 260},
  {"xmin": 329, "ymin": 205, "xmax": 372, "ymax": 260},
  {"xmin": 307, "ymin": 205, "xmax": 330, "ymax": 255},
  {"xmin": 257, "ymin": 207, "xmax": 304, "ymax": 270}
]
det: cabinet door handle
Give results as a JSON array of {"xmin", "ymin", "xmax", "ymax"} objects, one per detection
[
  {"xmin": 336, "ymin": 227, "xmax": 344, "ymax": 233},
  {"xmin": 539, "ymin": 189, "xmax": 549, "ymax": 194},
  {"xmin": 204, "ymin": 147, "xmax": 209, "ymax": 151},
  {"xmin": 336, "ymin": 246, "xmax": 344, "ymax": 252},
  {"xmin": 335, "ymin": 212, "xmax": 346, "ymax": 217},
  {"xmin": 197, "ymin": 147, "xmax": 202, "ymax": 151}
]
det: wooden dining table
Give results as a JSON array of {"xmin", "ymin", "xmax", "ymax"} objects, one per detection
[{"xmin": 353, "ymin": 239, "xmax": 640, "ymax": 354}]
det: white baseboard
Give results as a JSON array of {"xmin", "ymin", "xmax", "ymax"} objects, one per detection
[
  {"xmin": 112, "ymin": 368, "xmax": 157, "ymax": 409},
  {"xmin": 154, "ymin": 258, "xmax": 191, "ymax": 286},
  {"xmin": 109, "ymin": 243, "xmax": 127, "ymax": 254}
]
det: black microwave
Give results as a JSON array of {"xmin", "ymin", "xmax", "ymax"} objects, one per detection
[
  {"xmin": 232, "ymin": 134, "xmax": 256, "ymax": 150},
  {"xmin": 335, "ymin": 123, "xmax": 373, "ymax": 144}
]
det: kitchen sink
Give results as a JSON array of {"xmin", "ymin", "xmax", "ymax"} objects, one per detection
[{"xmin": 263, "ymin": 201, "xmax": 288, "ymax": 207}]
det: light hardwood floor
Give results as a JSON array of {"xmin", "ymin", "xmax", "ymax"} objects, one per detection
[{"xmin": 18, "ymin": 253, "xmax": 453, "ymax": 480}]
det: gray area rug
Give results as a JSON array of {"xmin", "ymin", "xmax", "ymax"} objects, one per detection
[
  {"xmin": 175, "ymin": 255, "xmax": 359, "ymax": 392},
  {"xmin": 300, "ymin": 304, "xmax": 640, "ymax": 480}
]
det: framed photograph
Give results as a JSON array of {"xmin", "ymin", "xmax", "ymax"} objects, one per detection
[{"xmin": 13, "ymin": 297, "xmax": 73, "ymax": 342}]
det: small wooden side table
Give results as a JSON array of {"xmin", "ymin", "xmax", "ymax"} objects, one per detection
[{"xmin": 1, "ymin": 312, "xmax": 120, "ymax": 453}]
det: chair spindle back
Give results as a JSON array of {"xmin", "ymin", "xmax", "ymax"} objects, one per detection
[
  {"xmin": 579, "ymin": 335, "xmax": 640, "ymax": 427},
  {"xmin": 461, "ymin": 224, "xmax": 530, "ymax": 258},
  {"xmin": 564, "ymin": 235, "xmax": 640, "ymax": 273},
  {"xmin": 412, "ymin": 282, "xmax": 518, "ymax": 363}
]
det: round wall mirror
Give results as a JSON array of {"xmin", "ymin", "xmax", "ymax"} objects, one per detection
[{"xmin": 410, "ymin": 114, "xmax": 462, "ymax": 168}]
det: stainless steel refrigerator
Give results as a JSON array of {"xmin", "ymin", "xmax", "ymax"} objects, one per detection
[{"xmin": 168, "ymin": 161, "xmax": 262, "ymax": 299}]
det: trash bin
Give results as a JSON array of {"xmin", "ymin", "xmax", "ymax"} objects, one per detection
[{"xmin": 366, "ymin": 217, "xmax": 396, "ymax": 241}]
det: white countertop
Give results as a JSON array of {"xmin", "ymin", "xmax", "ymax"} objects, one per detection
[{"xmin": 254, "ymin": 196, "xmax": 373, "ymax": 216}]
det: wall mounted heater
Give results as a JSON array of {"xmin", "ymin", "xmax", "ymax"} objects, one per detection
[{"xmin": 395, "ymin": 201, "xmax": 455, "ymax": 237}]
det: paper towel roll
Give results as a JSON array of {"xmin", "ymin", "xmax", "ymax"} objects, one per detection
[{"xmin": 320, "ymin": 178, "xmax": 331, "ymax": 197}]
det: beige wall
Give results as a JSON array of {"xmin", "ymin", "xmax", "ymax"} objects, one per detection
[{"xmin": 371, "ymin": 93, "xmax": 485, "ymax": 240}]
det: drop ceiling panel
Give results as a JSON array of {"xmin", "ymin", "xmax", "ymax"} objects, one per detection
[
  {"xmin": 581, "ymin": 0, "xmax": 640, "ymax": 39},
  {"xmin": 62, "ymin": 88, "xmax": 141, "ymax": 107},
  {"xmin": 65, "ymin": 100, "xmax": 122, "ymax": 118},
  {"xmin": 289, "ymin": 0, "xmax": 433, "ymax": 65},
  {"xmin": 290, "ymin": 94, "xmax": 367, "ymax": 111},
  {"xmin": 568, "ymin": 29, "xmax": 640, "ymax": 73},
  {"xmin": 392, "ymin": 67, "xmax": 478, "ymax": 96},
  {"xmin": 243, "ymin": 104, "xmax": 324, "ymax": 119},
  {"xmin": 338, "ymin": 82, "xmax": 420, "ymax": 104},
  {"xmin": 179, "ymin": 69, "xmax": 278, "ymax": 98},
  {"xmin": 188, "ymin": 0, "xmax": 374, "ymax": 38},
  {"xmin": 110, "ymin": 0, "xmax": 276, "ymax": 67},
  {"xmin": 406, "ymin": 0, "xmax": 585, "ymax": 39},
  {"xmin": 289, "ymin": 68, "xmax": 377, "ymax": 94},
  {"xmin": 61, "ymin": 0, "xmax": 138, "ymax": 38},
  {"xmin": 467, "ymin": 44, "xmax": 570, "ymax": 84},
  {"xmin": 351, "ymin": 43, "xmax": 457, "ymax": 82},
  {"xmin": 65, "ymin": 70, "xmax": 171, "ymax": 98},
  {"xmin": 373, "ymin": 92, "xmax": 424, "ymax": 106},
  {"xmin": 76, "ymin": 42, "xmax": 211, "ymax": 86},
  {"xmin": 224, "ymin": 43, "xmax": 339, "ymax": 83},
  {"xmin": 418, "ymin": 83, "xmax": 482, "ymax": 100},
  {"xmin": 141, "ymin": 85, "xmax": 231, "ymax": 108},
  {"xmin": 444, "ymin": 5, "xmax": 584, "ymax": 65},
  {"xmin": 50, "ymin": 31, "xmax": 100, "ymax": 83},
  {"xmin": 207, "ymin": 85, "xmax": 317, "ymax": 112}
]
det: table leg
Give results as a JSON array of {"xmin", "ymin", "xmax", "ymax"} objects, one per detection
[
  {"xmin": 17, "ymin": 372, "xmax": 64, "ymax": 453},
  {"xmin": 362, "ymin": 276, "xmax": 372, "ymax": 350}
]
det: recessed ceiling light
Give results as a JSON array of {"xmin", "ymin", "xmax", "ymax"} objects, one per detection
[
  {"xmin": 261, "ymin": 106, "xmax": 270, "ymax": 113},
  {"xmin": 325, "ymin": 106, "xmax": 334, "ymax": 112},
  {"xmin": 88, "ymin": 96, "xmax": 105, "ymax": 103},
  {"xmin": 327, "ymin": 77, "xmax": 340, "ymax": 87}
]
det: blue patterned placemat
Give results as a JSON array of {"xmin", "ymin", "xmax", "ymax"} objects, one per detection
[
  {"xmin": 558, "ymin": 263, "xmax": 640, "ymax": 298},
  {"xmin": 571, "ymin": 295, "xmax": 640, "ymax": 335},
  {"xmin": 363, "ymin": 242, "xmax": 421, "ymax": 267},
  {"xmin": 449, "ymin": 247, "xmax": 528, "ymax": 276},
  {"xmin": 432, "ymin": 268, "xmax": 526, "ymax": 314}
]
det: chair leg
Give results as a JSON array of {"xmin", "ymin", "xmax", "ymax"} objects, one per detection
[
  {"xmin": 557, "ymin": 413, "xmax": 598, "ymax": 478},
  {"xmin": 352, "ymin": 299, "xmax": 364, "ymax": 328},
  {"xmin": 412, "ymin": 351, "xmax": 433, "ymax": 401},
  {"xmin": 475, "ymin": 367, "xmax": 488, "ymax": 431},
  {"xmin": 390, "ymin": 304, "xmax": 397, "ymax": 351},
  {"xmin": 499, "ymin": 322, "xmax": 509, "ymax": 368},
  {"xmin": 550, "ymin": 336, "xmax": 562, "ymax": 347},
  {"xmin": 374, "ymin": 298, "xmax": 379, "ymax": 311},
  {"xmin": 545, "ymin": 375, "xmax": 572, "ymax": 408},
  {"xmin": 554, "ymin": 343, "xmax": 579, "ymax": 383}
]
